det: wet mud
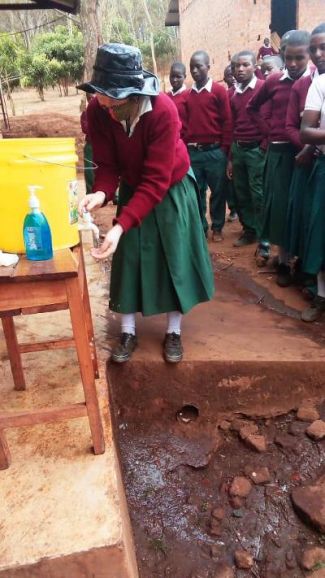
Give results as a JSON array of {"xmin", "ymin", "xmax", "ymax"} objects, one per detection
[{"xmin": 114, "ymin": 402, "xmax": 324, "ymax": 578}]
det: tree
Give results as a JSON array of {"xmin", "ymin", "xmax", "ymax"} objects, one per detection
[
  {"xmin": 20, "ymin": 52, "xmax": 54, "ymax": 101},
  {"xmin": 0, "ymin": 34, "xmax": 22, "ymax": 115}
]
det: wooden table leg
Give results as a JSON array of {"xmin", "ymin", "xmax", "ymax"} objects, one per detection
[
  {"xmin": 65, "ymin": 277, "xmax": 105, "ymax": 455},
  {"xmin": 0, "ymin": 430, "xmax": 11, "ymax": 469},
  {"xmin": 1, "ymin": 317, "xmax": 26, "ymax": 391},
  {"xmin": 79, "ymin": 245, "xmax": 99, "ymax": 379}
]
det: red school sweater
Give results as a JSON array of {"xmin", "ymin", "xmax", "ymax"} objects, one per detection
[
  {"xmin": 184, "ymin": 82, "xmax": 232, "ymax": 152},
  {"xmin": 230, "ymin": 78, "xmax": 267, "ymax": 143},
  {"xmin": 167, "ymin": 88, "xmax": 190, "ymax": 139},
  {"xmin": 86, "ymin": 93, "xmax": 190, "ymax": 232},
  {"xmin": 247, "ymin": 72, "xmax": 296, "ymax": 143},
  {"xmin": 285, "ymin": 74, "xmax": 314, "ymax": 150}
]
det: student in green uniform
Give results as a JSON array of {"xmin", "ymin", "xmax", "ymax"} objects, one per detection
[
  {"xmin": 247, "ymin": 30, "xmax": 310, "ymax": 286},
  {"xmin": 77, "ymin": 43, "xmax": 215, "ymax": 361},
  {"xmin": 300, "ymin": 39, "xmax": 325, "ymax": 322}
]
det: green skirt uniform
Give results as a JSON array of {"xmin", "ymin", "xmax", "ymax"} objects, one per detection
[
  {"xmin": 109, "ymin": 171, "xmax": 215, "ymax": 316},
  {"xmin": 303, "ymin": 155, "xmax": 325, "ymax": 275},
  {"xmin": 285, "ymin": 162, "xmax": 314, "ymax": 260},
  {"xmin": 262, "ymin": 143, "xmax": 296, "ymax": 247}
]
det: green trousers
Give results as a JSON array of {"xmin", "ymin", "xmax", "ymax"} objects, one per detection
[
  {"xmin": 231, "ymin": 142, "xmax": 266, "ymax": 239},
  {"xmin": 189, "ymin": 146, "xmax": 227, "ymax": 233},
  {"xmin": 304, "ymin": 156, "xmax": 325, "ymax": 275}
]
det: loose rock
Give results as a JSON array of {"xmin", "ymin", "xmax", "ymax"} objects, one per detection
[
  {"xmin": 289, "ymin": 421, "xmax": 307, "ymax": 436},
  {"xmin": 301, "ymin": 547, "xmax": 325, "ymax": 570},
  {"xmin": 229, "ymin": 476, "xmax": 252, "ymax": 498},
  {"xmin": 247, "ymin": 466, "xmax": 271, "ymax": 485},
  {"xmin": 285, "ymin": 550, "xmax": 297, "ymax": 569},
  {"xmin": 219, "ymin": 420, "xmax": 231, "ymax": 431},
  {"xmin": 234, "ymin": 549, "xmax": 254, "ymax": 569},
  {"xmin": 291, "ymin": 475, "xmax": 325, "ymax": 532},
  {"xmin": 297, "ymin": 405, "xmax": 320, "ymax": 422},
  {"xmin": 211, "ymin": 507, "xmax": 225, "ymax": 521},
  {"xmin": 239, "ymin": 423, "xmax": 259, "ymax": 440},
  {"xmin": 244, "ymin": 433, "xmax": 267, "ymax": 453},
  {"xmin": 230, "ymin": 418, "xmax": 250, "ymax": 432},
  {"xmin": 306, "ymin": 420, "xmax": 325, "ymax": 441}
]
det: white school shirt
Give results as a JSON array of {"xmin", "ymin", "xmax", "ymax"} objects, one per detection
[{"xmin": 305, "ymin": 74, "xmax": 325, "ymax": 154}]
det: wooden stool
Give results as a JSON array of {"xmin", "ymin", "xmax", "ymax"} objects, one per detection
[{"xmin": 0, "ymin": 244, "xmax": 105, "ymax": 469}]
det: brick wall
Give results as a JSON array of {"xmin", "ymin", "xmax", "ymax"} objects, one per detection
[
  {"xmin": 298, "ymin": 0, "xmax": 325, "ymax": 31},
  {"xmin": 179, "ymin": 0, "xmax": 325, "ymax": 82}
]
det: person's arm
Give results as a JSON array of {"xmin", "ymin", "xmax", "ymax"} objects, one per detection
[
  {"xmin": 86, "ymin": 98, "xmax": 120, "ymax": 201},
  {"xmin": 218, "ymin": 85, "xmax": 232, "ymax": 153},
  {"xmin": 301, "ymin": 79, "xmax": 325, "ymax": 145},
  {"xmin": 286, "ymin": 86, "xmax": 303, "ymax": 150},
  {"xmin": 247, "ymin": 78, "xmax": 272, "ymax": 137},
  {"xmin": 114, "ymin": 105, "xmax": 184, "ymax": 232}
]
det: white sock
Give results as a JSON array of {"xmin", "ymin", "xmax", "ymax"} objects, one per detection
[
  {"xmin": 166, "ymin": 311, "xmax": 182, "ymax": 335},
  {"xmin": 317, "ymin": 271, "xmax": 325, "ymax": 298},
  {"xmin": 121, "ymin": 313, "xmax": 136, "ymax": 335},
  {"xmin": 278, "ymin": 247, "xmax": 290, "ymax": 265}
]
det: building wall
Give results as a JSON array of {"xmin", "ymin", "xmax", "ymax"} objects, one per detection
[
  {"xmin": 298, "ymin": 0, "xmax": 325, "ymax": 31},
  {"xmin": 179, "ymin": 0, "xmax": 325, "ymax": 82}
]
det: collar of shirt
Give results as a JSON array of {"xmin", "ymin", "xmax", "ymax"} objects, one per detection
[
  {"xmin": 235, "ymin": 75, "xmax": 258, "ymax": 94},
  {"xmin": 171, "ymin": 85, "xmax": 187, "ymax": 96},
  {"xmin": 121, "ymin": 96, "xmax": 152, "ymax": 137},
  {"xmin": 191, "ymin": 77, "xmax": 213, "ymax": 93},
  {"xmin": 280, "ymin": 66, "xmax": 311, "ymax": 82}
]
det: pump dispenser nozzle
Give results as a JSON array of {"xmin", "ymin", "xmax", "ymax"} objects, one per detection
[{"xmin": 28, "ymin": 185, "xmax": 43, "ymax": 210}]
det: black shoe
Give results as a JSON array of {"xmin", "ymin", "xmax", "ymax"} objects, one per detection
[
  {"xmin": 111, "ymin": 333, "xmax": 137, "ymax": 363},
  {"xmin": 233, "ymin": 233, "xmax": 256, "ymax": 247},
  {"xmin": 301, "ymin": 295, "xmax": 325, "ymax": 322},
  {"xmin": 227, "ymin": 210, "xmax": 238, "ymax": 222},
  {"xmin": 255, "ymin": 242, "xmax": 270, "ymax": 267},
  {"xmin": 276, "ymin": 263, "xmax": 292, "ymax": 287},
  {"xmin": 163, "ymin": 332, "xmax": 183, "ymax": 363}
]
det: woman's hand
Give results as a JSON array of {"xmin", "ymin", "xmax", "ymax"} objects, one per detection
[
  {"xmin": 91, "ymin": 224, "xmax": 124, "ymax": 260},
  {"xmin": 226, "ymin": 160, "xmax": 233, "ymax": 180},
  {"xmin": 78, "ymin": 191, "xmax": 106, "ymax": 216}
]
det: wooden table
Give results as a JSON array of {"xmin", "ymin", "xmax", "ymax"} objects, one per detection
[{"xmin": 0, "ymin": 245, "xmax": 105, "ymax": 469}]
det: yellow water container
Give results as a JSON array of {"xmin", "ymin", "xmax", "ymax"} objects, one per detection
[{"xmin": 0, "ymin": 138, "xmax": 80, "ymax": 253}]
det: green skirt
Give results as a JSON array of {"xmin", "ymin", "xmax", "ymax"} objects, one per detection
[
  {"xmin": 109, "ymin": 171, "xmax": 215, "ymax": 316},
  {"xmin": 303, "ymin": 156, "xmax": 325, "ymax": 275},
  {"xmin": 262, "ymin": 143, "xmax": 296, "ymax": 246},
  {"xmin": 285, "ymin": 162, "xmax": 314, "ymax": 259}
]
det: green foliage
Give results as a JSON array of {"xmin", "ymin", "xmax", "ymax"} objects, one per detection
[
  {"xmin": 18, "ymin": 25, "xmax": 84, "ymax": 99},
  {"xmin": 0, "ymin": 34, "xmax": 22, "ymax": 89}
]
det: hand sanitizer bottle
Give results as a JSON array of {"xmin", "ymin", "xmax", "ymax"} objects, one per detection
[{"xmin": 23, "ymin": 186, "xmax": 53, "ymax": 260}]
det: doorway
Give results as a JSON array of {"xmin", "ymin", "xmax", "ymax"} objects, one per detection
[{"xmin": 271, "ymin": 0, "xmax": 297, "ymax": 37}]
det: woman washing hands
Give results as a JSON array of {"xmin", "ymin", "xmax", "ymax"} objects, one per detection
[{"xmin": 78, "ymin": 43, "xmax": 214, "ymax": 363}]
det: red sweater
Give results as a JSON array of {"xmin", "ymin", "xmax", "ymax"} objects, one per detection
[
  {"xmin": 184, "ymin": 82, "xmax": 232, "ymax": 152},
  {"xmin": 247, "ymin": 72, "xmax": 295, "ymax": 143},
  {"xmin": 257, "ymin": 46, "xmax": 276, "ymax": 60},
  {"xmin": 87, "ymin": 93, "xmax": 190, "ymax": 232},
  {"xmin": 286, "ymin": 74, "xmax": 313, "ymax": 150},
  {"xmin": 167, "ymin": 88, "xmax": 190, "ymax": 139},
  {"xmin": 231, "ymin": 78, "xmax": 266, "ymax": 142}
]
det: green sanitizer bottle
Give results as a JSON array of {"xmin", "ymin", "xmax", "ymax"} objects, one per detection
[{"xmin": 23, "ymin": 186, "xmax": 53, "ymax": 261}]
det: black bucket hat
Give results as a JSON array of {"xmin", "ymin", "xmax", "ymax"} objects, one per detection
[{"xmin": 77, "ymin": 43, "xmax": 159, "ymax": 99}]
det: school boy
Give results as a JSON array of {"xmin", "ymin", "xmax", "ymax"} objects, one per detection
[
  {"xmin": 167, "ymin": 62, "xmax": 189, "ymax": 140},
  {"xmin": 247, "ymin": 30, "xmax": 311, "ymax": 286},
  {"xmin": 261, "ymin": 55, "xmax": 283, "ymax": 78},
  {"xmin": 228, "ymin": 50, "xmax": 268, "ymax": 250},
  {"xmin": 184, "ymin": 50, "xmax": 232, "ymax": 241},
  {"xmin": 257, "ymin": 38, "xmax": 276, "ymax": 62}
]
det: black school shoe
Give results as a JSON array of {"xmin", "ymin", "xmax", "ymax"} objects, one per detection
[
  {"xmin": 301, "ymin": 295, "xmax": 325, "ymax": 322},
  {"xmin": 111, "ymin": 333, "xmax": 137, "ymax": 363},
  {"xmin": 276, "ymin": 263, "xmax": 292, "ymax": 287},
  {"xmin": 163, "ymin": 332, "xmax": 183, "ymax": 363}
]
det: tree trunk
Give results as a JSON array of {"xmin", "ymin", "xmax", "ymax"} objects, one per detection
[
  {"xmin": 4, "ymin": 75, "xmax": 15, "ymax": 116},
  {"xmin": 79, "ymin": 0, "xmax": 103, "ymax": 81},
  {"xmin": 141, "ymin": 0, "xmax": 157, "ymax": 75}
]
